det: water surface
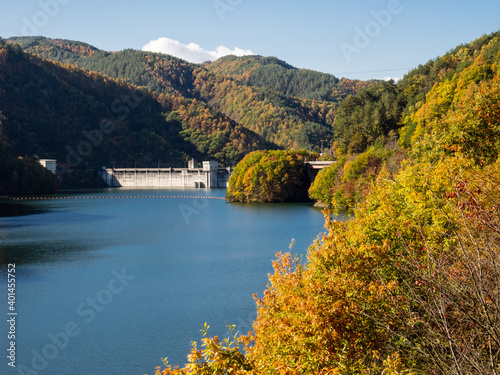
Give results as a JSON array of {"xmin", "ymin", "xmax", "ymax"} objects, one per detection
[{"xmin": 0, "ymin": 189, "xmax": 329, "ymax": 374}]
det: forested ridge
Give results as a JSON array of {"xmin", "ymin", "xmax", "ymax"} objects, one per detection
[
  {"xmin": 7, "ymin": 36, "xmax": 373, "ymax": 150},
  {"xmin": 0, "ymin": 40, "xmax": 274, "ymax": 189},
  {"xmin": 309, "ymin": 30, "xmax": 500, "ymax": 210},
  {"xmin": 224, "ymin": 33, "xmax": 500, "ymax": 207},
  {"xmin": 149, "ymin": 31, "xmax": 500, "ymax": 374},
  {"xmin": 206, "ymin": 54, "xmax": 375, "ymax": 102}
]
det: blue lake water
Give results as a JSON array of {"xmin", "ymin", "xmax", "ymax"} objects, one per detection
[{"xmin": 0, "ymin": 188, "xmax": 330, "ymax": 375}]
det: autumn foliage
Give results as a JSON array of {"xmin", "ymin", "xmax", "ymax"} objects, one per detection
[
  {"xmin": 149, "ymin": 31, "xmax": 500, "ymax": 375},
  {"xmin": 226, "ymin": 150, "xmax": 310, "ymax": 203},
  {"xmin": 8, "ymin": 37, "xmax": 354, "ymax": 152}
]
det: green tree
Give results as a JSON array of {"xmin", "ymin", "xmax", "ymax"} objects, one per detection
[{"xmin": 226, "ymin": 150, "xmax": 310, "ymax": 203}]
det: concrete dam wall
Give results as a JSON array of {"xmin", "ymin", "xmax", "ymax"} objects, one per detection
[
  {"xmin": 99, "ymin": 161, "xmax": 232, "ymax": 188},
  {"xmin": 97, "ymin": 160, "xmax": 333, "ymax": 189}
]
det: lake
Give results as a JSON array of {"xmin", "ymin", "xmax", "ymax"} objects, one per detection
[{"xmin": 0, "ymin": 188, "xmax": 330, "ymax": 375}]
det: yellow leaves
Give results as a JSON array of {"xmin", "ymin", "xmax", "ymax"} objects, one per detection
[
  {"xmin": 437, "ymin": 75, "xmax": 500, "ymax": 164},
  {"xmin": 368, "ymin": 281, "xmax": 388, "ymax": 299},
  {"xmin": 272, "ymin": 251, "xmax": 294, "ymax": 273},
  {"xmin": 381, "ymin": 352, "xmax": 412, "ymax": 375},
  {"xmin": 148, "ymin": 35, "xmax": 500, "ymax": 375},
  {"xmin": 405, "ymin": 37, "xmax": 500, "ymax": 164},
  {"xmin": 227, "ymin": 150, "xmax": 309, "ymax": 203},
  {"xmin": 415, "ymin": 79, "xmax": 457, "ymax": 126},
  {"xmin": 247, "ymin": 205, "xmax": 396, "ymax": 371},
  {"xmin": 187, "ymin": 347, "xmax": 203, "ymax": 363}
]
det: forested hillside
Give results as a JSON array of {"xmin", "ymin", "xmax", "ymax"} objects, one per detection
[
  {"xmin": 149, "ymin": 31, "xmax": 500, "ymax": 375},
  {"xmin": 7, "ymin": 36, "xmax": 371, "ymax": 150},
  {"xmin": 0, "ymin": 40, "xmax": 274, "ymax": 188},
  {"xmin": 206, "ymin": 55, "xmax": 374, "ymax": 101},
  {"xmin": 0, "ymin": 146, "xmax": 60, "ymax": 195},
  {"xmin": 309, "ymin": 30, "xmax": 500, "ymax": 210}
]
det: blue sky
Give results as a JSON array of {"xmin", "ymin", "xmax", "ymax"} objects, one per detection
[{"xmin": 1, "ymin": 0, "xmax": 499, "ymax": 80}]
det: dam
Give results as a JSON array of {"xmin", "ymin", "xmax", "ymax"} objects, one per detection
[{"xmin": 99, "ymin": 161, "xmax": 232, "ymax": 188}]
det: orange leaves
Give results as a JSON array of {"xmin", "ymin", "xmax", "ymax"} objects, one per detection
[
  {"xmin": 149, "ymin": 323, "xmax": 254, "ymax": 375},
  {"xmin": 245, "ymin": 212, "xmax": 394, "ymax": 373}
]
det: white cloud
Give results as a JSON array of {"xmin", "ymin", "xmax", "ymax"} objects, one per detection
[
  {"xmin": 142, "ymin": 37, "xmax": 254, "ymax": 63},
  {"xmin": 381, "ymin": 76, "xmax": 402, "ymax": 82}
]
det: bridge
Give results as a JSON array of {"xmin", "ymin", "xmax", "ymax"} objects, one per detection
[
  {"xmin": 306, "ymin": 161, "xmax": 335, "ymax": 169},
  {"xmin": 305, "ymin": 161, "xmax": 335, "ymax": 181}
]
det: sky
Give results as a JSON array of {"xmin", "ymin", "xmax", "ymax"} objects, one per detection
[{"xmin": 0, "ymin": 0, "xmax": 499, "ymax": 81}]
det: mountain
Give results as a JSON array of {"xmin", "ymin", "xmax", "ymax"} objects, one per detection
[
  {"xmin": 398, "ymin": 30, "xmax": 500, "ymax": 148},
  {"xmin": 6, "ymin": 37, "xmax": 198, "ymax": 97},
  {"xmin": 206, "ymin": 54, "xmax": 375, "ymax": 102},
  {"xmin": 6, "ymin": 37, "xmax": 373, "ymax": 150},
  {"xmin": 0, "ymin": 40, "xmax": 275, "ymax": 189}
]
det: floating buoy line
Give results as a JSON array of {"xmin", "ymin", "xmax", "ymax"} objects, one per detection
[{"xmin": 0, "ymin": 195, "xmax": 226, "ymax": 201}]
